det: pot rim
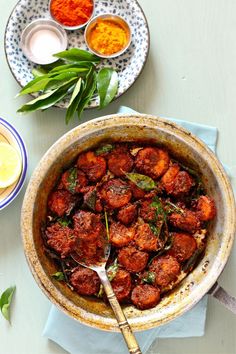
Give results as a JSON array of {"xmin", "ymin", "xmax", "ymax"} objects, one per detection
[{"xmin": 21, "ymin": 113, "xmax": 236, "ymax": 331}]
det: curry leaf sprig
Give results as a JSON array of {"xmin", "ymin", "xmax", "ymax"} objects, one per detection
[{"xmin": 17, "ymin": 48, "xmax": 119, "ymax": 124}]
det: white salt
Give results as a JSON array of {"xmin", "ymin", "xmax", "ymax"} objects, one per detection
[{"xmin": 29, "ymin": 29, "xmax": 62, "ymax": 64}]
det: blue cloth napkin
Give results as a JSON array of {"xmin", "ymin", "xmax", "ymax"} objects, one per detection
[{"xmin": 43, "ymin": 106, "xmax": 218, "ymax": 354}]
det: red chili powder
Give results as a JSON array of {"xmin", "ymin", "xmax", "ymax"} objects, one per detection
[{"xmin": 50, "ymin": 0, "xmax": 94, "ymax": 27}]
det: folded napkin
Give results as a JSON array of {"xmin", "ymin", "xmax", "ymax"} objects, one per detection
[{"xmin": 43, "ymin": 106, "xmax": 218, "ymax": 354}]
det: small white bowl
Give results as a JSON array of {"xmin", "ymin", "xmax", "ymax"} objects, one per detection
[
  {"xmin": 0, "ymin": 117, "xmax": 27, "ymax": 211},
  {"xmin": 20, "ymin": 18, "xmax": 68, "ymax": 65},
  {"xmin": 84, "ymin": 14, "xmax": 132, "ymax": 58},
  {"xmin": 49, "ymin": 0, "xmax": 95, "ymax": 31}
]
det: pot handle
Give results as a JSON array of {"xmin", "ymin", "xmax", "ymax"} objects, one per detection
[{"xmin": 209, "ymin": 282, "xmax": 236, "ymax": 315}]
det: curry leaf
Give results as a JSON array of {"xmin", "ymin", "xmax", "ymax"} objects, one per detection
[
  {"xmin": 48, "ymin": 68, "xmax": 89, "ymax": 75},
  {"xmin": 17, "ymin": 72, "xmax": 77, "ymax": 96},
  {"xmin": 50, "ymin": 62, "xmax": 94, "ymax": 73},
  {"xmin": 51, "ymin": 272, "xmax": 65, "ymax": 281},
  {"xmin": 16, "ymin": 75, "xmax": 52, "ymax": 96},
  {"xmin": 65, "ymin": 78, "xmax": 82, "ymax": 124},
  {"xmin": 83, "ymin": 188, "xmax": 97, "ymax": 211},
  {"xmin": 182, "ymin": 248, "xmax": 203, "ymax": 272},
  {"xmin": 77, "ymin": 70, "xmax": 97, "ymax": 119},
  {"xmin": 17, "ymin": 78, "xmax": 77, "ymax": 113},
  {"xmin": 67, "ymin": 167, "xmax": 78, "ymax": 193},
  {"xmin": 151, "ymin": 196, "xmax": 167, "ymax": 221},
  {"xmin": 32, "ymin": 67, "xmax": 48, "ymax": 78},
  {"xmin": 95, "ymin": 144, "xmax": 114, "ymax": 156},
  {"xmin": 54, "ymin": 48, "xmax": 100, "ymax": 63},
  {"xmin": 43, "ymin": 72, "xmax": 80, "ymax": 92},
  {"xmin": 0, "ymin": 286, "xmax": 16, "ymax": 322},
  {"xmin": 97, "ymin": 68, "xmax": 118, "ymax": 109},
  {"xmin": 125, "ymin": 172, "xmax": 156, "ymax": 191}
]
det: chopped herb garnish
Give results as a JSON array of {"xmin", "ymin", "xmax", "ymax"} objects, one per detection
[
  {"xmin": 51, "ymin": 272, "xmax": 65, "ymax": 281},
  {"xmin": 142, "ymin": 272, "xmax": 156, "ymax": 285},
  {"xmin": 151, "ymin": 196, "xmax": 167, "ymax": 221},
  {"xmin": 58, "ymin": 218, "xmax": 70, "ymax": 227},
  {"xmin": 107, "ymin": 259, "xmax": 119, "ymax": 281},
  {"xmin": 165, "ymin": 201, "xmax": 185, "ymax": 215},
  {"xmin": 149, "ymin": 222, "xmax": 163, "ymax": 237},
  {"xmin": 95, "ymin": 144, "xmax": 114, "ymax": 156},
  {"xmin": 67, "ymin": 167, "xmax": 77, "ymax": 193}
]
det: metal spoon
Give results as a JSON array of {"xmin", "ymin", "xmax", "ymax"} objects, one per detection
[{"xmin": 71, "ymin": 242, "xmax": 142, "ymax": 354}]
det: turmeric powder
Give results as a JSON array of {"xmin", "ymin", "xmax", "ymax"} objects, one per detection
[{"xmin": 88, "ymin": 19, "xmax": 129, "ymax": 56}]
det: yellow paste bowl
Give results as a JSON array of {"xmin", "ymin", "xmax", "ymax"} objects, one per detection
[{"xmin": 84, "ymin": 14, "xmax": 132, "ymax": 58}]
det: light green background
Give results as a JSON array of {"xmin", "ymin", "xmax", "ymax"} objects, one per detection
[{"xmin": 0, "ymin": 0, "xmax": 236, "ymax": 353}]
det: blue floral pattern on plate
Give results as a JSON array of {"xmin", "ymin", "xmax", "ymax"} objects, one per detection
[{"xmin": 4, "ymin": 0, "xmax": 150, "ymax": 108}]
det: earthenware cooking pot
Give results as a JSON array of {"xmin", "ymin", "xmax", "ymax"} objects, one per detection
[{"xmin": 21, "ymin": 114, "xmax": 236, "ymax": 331}]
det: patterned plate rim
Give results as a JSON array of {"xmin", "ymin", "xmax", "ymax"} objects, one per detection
[{"xmin": 4, "ymin": 0, "xmax": 150, "ymax": 109}]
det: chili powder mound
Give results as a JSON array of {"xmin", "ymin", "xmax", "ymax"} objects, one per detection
[
  {"xmin": 88, "ymin": 19, "xmax": 128, "ymax": 55},
  {"xmin": 50, "ymin": 0, "xmax": 93, "ymax": 27}
]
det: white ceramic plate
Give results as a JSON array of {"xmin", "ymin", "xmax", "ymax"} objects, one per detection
[{"xmin": 4, "ymin": 0, "xmax": 150, "ymax": 108}]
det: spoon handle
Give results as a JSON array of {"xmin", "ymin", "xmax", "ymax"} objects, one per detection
[{"xmin": 98, "ymin": 268, "xmax": 142, "ymax": 354}]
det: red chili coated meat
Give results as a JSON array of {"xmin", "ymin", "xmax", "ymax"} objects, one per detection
[
  {"xmin": 195, "ymin": 195, "xmax": 216, "ymax": 221},
  {"xmin": 48, "ymin": 190, "xmax": 76, "ymax": 217},
  {"xmin": 100, "ymin": 178, "xmax": 132, "ymax": 209},
  {"xmin": 70, "ymin": 266, "xmax": 100, "ymax": 296},
  {"xmin": 169, "ymin": 209, "xmax": 201, "ymax": 233},
  {"xmin": 149, "ymin": 255, "xmax": 181, "ymax": 288},
  {"xmin": 110, "ymin": 221, "xmax": 135, "ymax": 247},
  {"xmin": 135, "ymin": 223, "xmax": 162, "ymax": 252},
  {"xmin": 45, "ymin": 222, "xmax": 76, "ymax": 258},
  {"xmin": 73, "ymin": 210, "xmax": 105, "ymax": 241},
  {"xmin": 117, "ymin": 203, "xmax": 137, "ymax": 225},
  {"xmin": 170, "ymin": 171, "xmax": 194, "ymax": 197},
  {"xmin": 60, "ymin": 168, "xmax": 88, "ymax": 193},
  {"xmin": 111, "ymin": 269, "xmax": 132, "ymax": 302},
  {"xmin": 139, "ymin": 199, "xmax": 157, "ymax": 222},
  {"xmin": 118, "ymin": 246, "xmax": 149, "ymax": 273},
  {"xmin": 128, "ymin": 181, "xmax": 146, "ymax": 200},
  {"xmin": 135, "ymin": 147, "xmax": 170, "ymax": 179},
  {"xmin": 168, "ymin": 232, "xmax": 197, "ymax": 262},
  {"xmin": 131, "ymin": 284, "xmax": 161, "ymax": 310},
  {"xmin": 77, "ymin": 151, "xmax": 106, "ymax": 182},
  {"xmin": 161, "ymin": 163, "xmax": 180, "ymax": 194},
  {"xmin": 107, "ymin": 146, "xmax": 134, "ymax": 177},
  {"xmin": 75, "ymin": 240, "xmax": 99, "ymax": 261}
]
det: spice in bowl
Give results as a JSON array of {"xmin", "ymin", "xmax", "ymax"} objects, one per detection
[
  {"xmin": 85, "ymin": 14, "xmax": 131, "ymax": 58},
  {"xmin": 50, "ymin": 0, "xmax": 94, "ymax": 30},
  {"xmin": 20, "ymin": 19, "xmax": 68, "ymax": 65}
]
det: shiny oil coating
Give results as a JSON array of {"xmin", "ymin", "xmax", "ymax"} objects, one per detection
[{"xmin": 21, "ymin": 114, "xmax": 236, "ymax": 332}]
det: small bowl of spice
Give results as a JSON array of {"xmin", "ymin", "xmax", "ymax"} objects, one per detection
[
  {"xmin": 49, "ymin": 0, "xmax": 94, "ymax": 30},
  {"xmin": 20, "ymin": 18, "xmax": 68, "ymax": 65},
  {"xmin": 84, "ymin": 14, "xmax": 131, "ymax": 58}
]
